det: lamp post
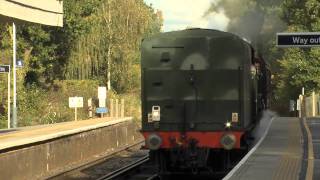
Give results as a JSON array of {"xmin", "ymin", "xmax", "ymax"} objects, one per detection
[{"xmin": 12, "ymin": 22, "xmax": 17, "ymax": 128}]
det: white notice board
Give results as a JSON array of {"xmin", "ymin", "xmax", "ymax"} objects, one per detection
[
  {"xmin": 98, "ymin": 87, "xmax": 107, "ymax": 99},
  {"xmin": 69, "ymin": 97, "xmax": 83, "ymax": 108}
]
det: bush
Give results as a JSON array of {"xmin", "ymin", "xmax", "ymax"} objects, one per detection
[
  {"xmin": 0, "ymin": 79, "xmax": 141, "ymax": 128},
  {"xmin": 17, "ymin": 80, "xmax": 100, "ymax": 126}
]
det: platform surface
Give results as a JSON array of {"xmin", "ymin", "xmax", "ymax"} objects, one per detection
[
  {"xmin": 306, "ymin": 117, "xmax": 320, "ymax": 179},
  {"xmin": 0, "ymin": 117, "xmax": 131, "ymax": 151},
  {"xmin": 227, "ymin": 117, "xmax": 303, "ymax": 180}
]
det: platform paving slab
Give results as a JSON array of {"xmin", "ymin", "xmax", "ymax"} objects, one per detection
[
  {"xmin": 228, "ymin": 117, "xmax": 303, "ymax": 180},
  {"xmin": 306, "ymin": 118, "xmax": 320, "ymax": 180}
]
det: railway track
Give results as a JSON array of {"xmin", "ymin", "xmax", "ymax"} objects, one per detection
[
  {"xmin": 48, "ymin": 140, "xmax": 150, "ymax": 180},
  {"xmin": 49, "ymin": 117, "xmax": 274, "ymax": 180},
  {"xmin": 97, "ymin": 155, "xmax": 159, "ymax": 180},
  {"xmin": 97, "ymin": 112, "xmax": 275, "ymax": 180}
]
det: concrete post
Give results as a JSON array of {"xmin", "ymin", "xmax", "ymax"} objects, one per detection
[
  {"xmin": 312, "ymin": 91, "xmax": 316, "ymax": 117},
  {"xmin": 110, "ymin": 99, "xmax": 114, "ymax": 117},
  {"xmin": 121, "ymin": 99, "xmax": 124, "ymax": 118},
  {"xmin": 298, "ymin": 95, "xmax": 303, "ymax": 118},
  {"xmin": 88, "ymin": 98, "xmax": 92, "ymax": 118},
  {"xmin": 301, "ymin": 95, "xmax": 305, "ymax": 118},
  {"xmin": 115, "ymin": 99, "xmax": 119, "ymax": 118}
]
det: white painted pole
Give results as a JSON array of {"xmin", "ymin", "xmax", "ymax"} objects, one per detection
[
  {"xmin": 7, "ymin": 68, "xmax": 11, "ymax": 129},
  {"xmin": 312, "ymin": 91, "xmax": 316, "ymax": 117},
  {"xmin": 12, "ymin": 22, "xmax": 17, "ymax": 128},
  {"xmin": 75, "ymin": 107, "xmax": 77, "ymax": 121}
]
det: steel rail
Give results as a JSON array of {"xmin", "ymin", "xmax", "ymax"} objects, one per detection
[
  {"xmin": 146, "ymin": 173, "xmax": 159, "ymax": 180},
  {"xmin": 47, "ymin": 140, "xmax": 145, "ymax": 179},
  {"xmin": 97, "ymin": 155, "xmax": 150, "ymax": 180}
]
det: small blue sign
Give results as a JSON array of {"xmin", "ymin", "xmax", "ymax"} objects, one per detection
[
  {"xmin": 96, "ymin": 107, "xmax": 108, "ymax": 114},
  {"xmin": 16, "ymin": 59, "xmax": 24, "ymax": 68}
]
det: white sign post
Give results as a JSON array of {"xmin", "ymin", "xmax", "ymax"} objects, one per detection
[
  {"xmin": 69, "ymin": 97, "xmax": 84, "ymax": 121},
  {"xmin": 98, "ymin": 87, "xmax": 107, "ymax": 117},
  {"xmin": 99, "ymin": 99, "xmax": 106, "ymax": 108},
  {"xmin": 98, "ymin": 87, "xmax": 106, "ymax": 108}
]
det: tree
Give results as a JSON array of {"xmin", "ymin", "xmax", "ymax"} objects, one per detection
[
  {"xmin": 0, "ymin": 0, "xmax": 162, "ymax": 127},
  {"xmin": 65, "ymin": 0, "xmax": 162, "ymax": 93},
  {"xmin": 277, "ymin": 0, "xmax": 320, "ymax": 97}
]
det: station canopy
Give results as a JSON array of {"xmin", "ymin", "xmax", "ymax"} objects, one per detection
[{"xmin": 0, "ymin": 0, "xmax": 63, "ymax": 27}]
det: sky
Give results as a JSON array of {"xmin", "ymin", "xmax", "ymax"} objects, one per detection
[{"xmin": 143, "ymin": 0, "xmax": 229, "ymax": 32}]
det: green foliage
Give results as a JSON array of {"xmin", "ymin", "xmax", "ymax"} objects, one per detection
[
  {"xmin": 107, "ymin": 90, "xmax": 141, "ymax": 121},
  {"xmin": 0, "ymin": 0, "xmax": 162, "ymax": 128},
  {"xmin": 17, "ymin": 80, "xmax": 100, "ymax": 126},
  {"xmin": 277, "ymin": 0, "xmax": 320, "ymax": 97},
  {"xmin": 208, "ymin": 0, "xmax": 320, "ymax": 114},
  {"xmin": 65, "ymin": 0, "xmax": 162, "ymax": 93},
  {"xmin": 18, "ymin": 85, "xmax": 48, "ymax": 126}
]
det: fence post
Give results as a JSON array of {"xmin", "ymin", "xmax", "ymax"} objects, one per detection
[
  {"xmin": 115, "ymin": 99, "xmax": 119, "ymax": 118},
  {"xmin": 312, "ymin": 91, "xmax": 316, "ymax": 117},
  {"xmin": 302, "ymin": 95, "xmax": 306, "ymax": 117},
  {"xmin": 298, "ymin": 95, "xmax": 302, "ymax": 118},
  {"xmin": 110, "ymin": 99, "xmax": 114, "ymax": 117},
  {"xmin": 121, "ymin": 99, "xmax": 125, "ymax": 118}
]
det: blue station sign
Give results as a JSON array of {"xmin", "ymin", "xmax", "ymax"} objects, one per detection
[
  {"xmin": 277, "ymin": 32, "xmax": 320, "ymax": 47},
  {"xmin": 96, "ymin": 107, "xmax": 108, "ymax": 114}
]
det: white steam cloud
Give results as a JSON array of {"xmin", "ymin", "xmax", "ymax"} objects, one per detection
[
  {"xmin": 192, "ymin": 10, "xmax": 229, "ymax": 31},
  {"xmin": 144, "ymin": 0, "xmax": 229, "ymax": 32}
]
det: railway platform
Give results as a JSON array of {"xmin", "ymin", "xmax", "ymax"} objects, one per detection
[
  {"xmin": 225, "ymin": 117, "xmax": 305, "ymax": 180},
  {"xmin": 0, "ymin": 117, "xmax": 131, "ymax": 151},
  {"xmin": 305, "ymin": 117, "xmax": 320, "ymax": 179},
  {"xmin": 0, "ymin": 117, "xmax": 143, "ymax": 180}
]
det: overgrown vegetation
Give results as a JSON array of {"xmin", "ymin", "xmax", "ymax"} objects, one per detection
[
  {"xmin": 0, "ymin": 0, "xmax": 162, "ymax": 128},
  {"xmin": 275, "ymin": 0, "xmax": 320, "ymax": 113}
]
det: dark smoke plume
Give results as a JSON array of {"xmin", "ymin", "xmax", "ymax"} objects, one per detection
[{"xmin": 205, "ymin": 0, "xmax": 287, "ymax": 54}]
